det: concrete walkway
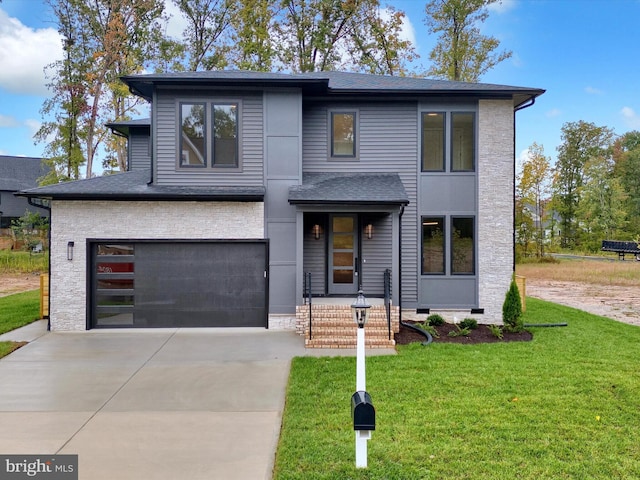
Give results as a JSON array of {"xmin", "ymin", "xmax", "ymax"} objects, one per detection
[{"xmin": 0, "ymin": 322, "xmax": 394, "ymax": 479}]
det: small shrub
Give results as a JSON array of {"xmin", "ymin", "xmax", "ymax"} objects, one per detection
[
  {"xmin": 503, "ymin": 277, "xmax": 523, "ymax": 332},
  {"xmin": 427, "ymin": 314, "xmax": 445, "ymax": 326},
  {"xmin": 417, "ymin": 322, "xmax": 439, "ymax": 338},
  {"xmin": 487, "ymin": 324, "xmax": 503, "ymax": 339},
  {"xmin": 448, "ymin": 325, "xmax": 470, "ymax": 337},
  {"xmin": 459, "ymin": 318, "xmax": 478, "ymax": 330}
]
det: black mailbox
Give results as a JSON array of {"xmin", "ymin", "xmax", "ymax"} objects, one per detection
[{"xmin": 351, "ymin": 391, "xmax": 375, "ymax": 431}]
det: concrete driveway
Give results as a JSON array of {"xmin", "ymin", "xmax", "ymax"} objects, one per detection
[{"xmin": 0, "ymin": 321, "xmax": 394, "ymax": 479}]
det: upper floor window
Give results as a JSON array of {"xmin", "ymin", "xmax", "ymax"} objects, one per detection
[
  {"xmin": 421, "ymin": 111, "xmax": 475, "ymax": 172},
  {"xmin": 422, "ymin": 112, "xmax": 445, "ymax": 171},
  {"xmin": 179, "ymin": 101, "xmax": 239, "ymax": 169},
  {"xmin": 451, "ymin": 113, "xmax": 474, "ymax": 171},
  {"xmin": 180, "ymin": 103, "xmax": 206, "ymax": 167},
  {"xmin": 331, "ymin": 111, "xmax": 356, "ymax": 158}
]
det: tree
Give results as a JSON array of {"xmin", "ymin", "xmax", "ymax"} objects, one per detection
[
  {"xmin": 613, "ymin": 131, "xmax": 640, "ymax": 236},
  {"xmin": 552, "ymin": 121, "xmax": 615, "ymax": 248},
  {"xmin": 424, "ymin": 0, "xmax": 511, "ymax": 82},
  {"xmin": 173, "ymin": 0, "xmax": 235, "ymax": 71},
  {"xmin": 517, "ymin": 142, "xmax": 552, "ymax": 257},
  {"xmin": 37, "ymin": 0, "xmax": 166, "ymax": 180},
  {"xmin": 230, "ymin": 0, "xmax": 276, "ymax": 71},
  {"xmin": 576, "ymin": 157, "xmax": 627, "ymax": 249},
  {"xmin": 272, "ymin": 0, "xmax": 417, "ymax": 74}
]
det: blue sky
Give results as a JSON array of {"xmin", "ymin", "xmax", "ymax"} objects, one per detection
[{"xmin": 0, "ymin": 0, "xmax": 639, "ymax": 172}]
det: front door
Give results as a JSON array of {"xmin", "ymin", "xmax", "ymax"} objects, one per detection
[{"xmin": 329, "ymin": 214, "xmax": 359, "ymax": 294}]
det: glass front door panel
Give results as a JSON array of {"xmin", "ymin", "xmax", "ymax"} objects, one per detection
[{"xmin": 329, "ymin": 215, "xmax": 358, "ymax": 294}]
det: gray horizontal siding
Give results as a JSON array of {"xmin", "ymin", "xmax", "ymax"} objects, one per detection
[
  {"xmin": 154, "ymin": 88, "xmax": 263, "ymax": 186},
  {"xmin": 361, "ymin": 214, "xmax": 392, "ymax": 296},
  {"xmin": 302, "ymin": 101, "xmax": 418, "ymax": 304},
  {"xmin": 129, "ymin": 132, "xmax": 151, "ymax": 171}
]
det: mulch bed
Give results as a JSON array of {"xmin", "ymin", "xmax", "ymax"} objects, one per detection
[{"xmin": 395, "ymin": 321, "xmax": 533, "ymax": 345}]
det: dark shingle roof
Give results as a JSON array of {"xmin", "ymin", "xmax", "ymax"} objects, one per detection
[
  {"xmin": 288, "ymin": 172, "xmax": 409, "ymax": 206},
  {"xmin": 17, "ymin": 169, "xmax": 265, "ymax": 201},
  {"xmin": 123, "ymin": 70, "xmax": 544, "ymax": 108},
  {"xmin": 0, "ymin": 156, "xmax": 48, "ymax": 191}
]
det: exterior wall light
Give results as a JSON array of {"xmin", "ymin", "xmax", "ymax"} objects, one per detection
[
  {"xmin": 365, "ymin": 223, "xmax": 373, "ymax": 239},
  {"xmin": 67, "ymin": 241, "xmax": 75, "ymax": 261},
  {"xmin": 312, "ymin": 224, "xmax": 321, "ymax": 240}
]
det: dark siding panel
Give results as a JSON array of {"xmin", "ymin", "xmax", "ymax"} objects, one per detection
[
  {"xmin": 361, "ymin": 214, "xmax": 392, "ymax": 296},
  {"xmin": 129, "ymin": 132, "xmax": 151, "ymax": 171},
  {"xmin": 303, "ymin": 216, "xmax": 326, "ymax": 296},
  {"xmin": 155, "ymin": 89, "xmax": 263, "ymax": 186}
]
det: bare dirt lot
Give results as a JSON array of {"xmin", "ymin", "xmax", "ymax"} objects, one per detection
[
  {"xmin": 524, "ymin": 279, "xmax": 640, "ymax": 327},
  {"xmin": 0, "ymin": 273, "xmax": 41, "ymax": 298}
]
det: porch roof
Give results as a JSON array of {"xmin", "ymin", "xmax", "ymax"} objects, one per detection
[{"xmin": 288, "ymin": 172, "xmax": 409, "ymax": 206}]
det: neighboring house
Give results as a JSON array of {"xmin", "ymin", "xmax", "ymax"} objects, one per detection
[
  {"xmin": 18, "ymin": 71, "xmax": 544, "ymax": 336},
  {"xmin": 0, "ymin": 155, "xmax": 49, "ymax": 229}
]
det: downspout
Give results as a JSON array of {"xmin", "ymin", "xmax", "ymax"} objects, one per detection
[{"xmin": 398, "ymin": 205, "xmax": 432, "ymax": 345}]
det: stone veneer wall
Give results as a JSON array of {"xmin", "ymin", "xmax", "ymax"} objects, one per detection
[
  {"xmin": 50, "ymin": 200, "xmax": 264, "ymax": 331},
  {"xmin": 477, "ymin": 99, "xmax": 515, "ymax": 324}
]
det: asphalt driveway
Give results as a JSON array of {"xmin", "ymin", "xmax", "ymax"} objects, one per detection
[{"xmin": 0, "ymin": 321, "xmax": 397, "ymax": 479}]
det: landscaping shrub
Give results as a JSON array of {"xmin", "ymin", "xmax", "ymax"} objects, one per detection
[
  {"xmin": 459, "ymin": 318, "xmax": 478, "ymax": 330},
  {"xmin": 427, "ymin": 313, "xmax": 445, "ymax": 326},
  {"xmin": 503, "ymin": 277, "xmax": 523, "ymax": 332}
]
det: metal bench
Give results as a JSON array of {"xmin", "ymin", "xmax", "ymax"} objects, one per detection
[{"xmin": 601, "ymin": 240, "xmax": 640, "ymax": 261}]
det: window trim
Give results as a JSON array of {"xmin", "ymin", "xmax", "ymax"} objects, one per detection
[
  {"xmin": 176, "ymin": 98, "xmax": 242, "ymax": 171},
  {"xmin": 421, "ymin": 112, "xmax": 446, "ymax": 172},
  {"xmin": 421, "ymin": 216, "xmax": 446, "ymax": 275},
  {"xmin": 451, "ymin": 216, "xmax": 476, "ymax": 275},
  {"xmin": 450, "ymin": 112, "xmax": 475, "ymax": 172},
  {"xmin": 329, "ymin": 110, "xmax": 358, "ymax": 160}
]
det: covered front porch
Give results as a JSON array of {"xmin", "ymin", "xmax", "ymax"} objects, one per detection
[{"xmin": 288, "ymin": 172, "xmax": 409, "ymax": 348}]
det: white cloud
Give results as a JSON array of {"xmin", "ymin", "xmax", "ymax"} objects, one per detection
[
  {"xmin": 380, "ymin": 7, "xmax": 417, "ymax": 46},
  {"xmin": 0, "ymin": 8, "xmax": 63, "ymax": 95},
  {"xmin": 585, "ymin": 86, "xmax": 603, "ymax": 95},
  {"xmin": 516, "ymin": 147, "xmax": 531, "ymax": 173},
  {"xmin": 546, "ymin": 108, "xmax": 561, "ymax": 118},
  {"xmin": 0, "ymin": 113, "xmax": 19, "ymax": 127},
  {"xmin": 488, "ymin": 0, "xmax": 516, "ymax": 14},
  {"xmin": 621, "ymin": 106, "xmax": 640, "ymax": 129},
  {"xmin": 24, "ymin": 118, "xmax": 41, "ymax": 137},
  {"xmin": 163, "ymin": 0, "xmax": 187, "ymax": 40}
]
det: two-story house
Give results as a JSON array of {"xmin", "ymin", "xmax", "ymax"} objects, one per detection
[{"xmin": 19, "ymin": 71, "xmax": 543, "ymax": 346}]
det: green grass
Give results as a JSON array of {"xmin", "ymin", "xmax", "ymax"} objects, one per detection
[
  {"xmin": 0, "ymin": 250, "xmax": 48, "ymax": 274},
  {"xmin": 274, "ymin": 298, "xmax": 640, "ymax": 479},
  {"xmin": 0, "ymin": 290, "xmax": 40, "ymax": 359},
  {"xmin": 0, "ymin": 289, "xmax": 40, "ymax": 335}
]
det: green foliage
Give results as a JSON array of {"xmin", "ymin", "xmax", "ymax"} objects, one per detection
[
  {"xmin": 502, "ymin": 277, "xmax": 523, "ymax": 332},
  {"xmin": 487, "ymin": 324, "xmax": 503, "ymax": 339},
  {"xmin": 417, "ymin": 322, "xmax": 439, "ymax": 338},
  {"xmin": 447, "ymin": 324, "xmax": 471, "ymax": 337},
  {"xmin": 424, "ymin": 0, "xmax": 512, "ymax": 82},
  {"xmin": 459, "ymin": 317, "xmax": 478, "ymax": 330},
  {"xmin": 427, "ymin": 313, "xmax": 445, "ymax": 326},
  {"xmin": 0, "ymin": 251, "xmax": 48, "ymax": 274},
  {"xmin": 10, "ymin": 211, "xmax": 49, "ymax": 252}
]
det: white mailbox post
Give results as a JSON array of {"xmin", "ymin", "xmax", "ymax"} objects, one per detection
[{"xmin": 350, "ymin": 290, "xmax": 374, "ymax": 469}]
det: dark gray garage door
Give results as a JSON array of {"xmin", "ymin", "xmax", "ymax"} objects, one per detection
[{"xmin": 91, "ymin": 241, "xmax": 268, "ymax": 328}]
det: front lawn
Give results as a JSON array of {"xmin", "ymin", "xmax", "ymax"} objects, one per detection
[
  {"xmin": 0, "ymin": 290, "xmax": 40, "ymax": 359},
  {"xmin": 274, "ymin": 298, "xmax": 640, "ymax": 479}
]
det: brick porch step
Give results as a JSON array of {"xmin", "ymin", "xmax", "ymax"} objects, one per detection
[{"xmin": 296, "ymin": 304, "xmax": 399, "ymax": 349}]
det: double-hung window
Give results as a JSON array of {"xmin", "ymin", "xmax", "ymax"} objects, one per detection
[
  {"xmin": 330, "ymin": 111, "xmax": 357, "ymax": 158},
  {"xmin": 422, "ymin": 216, "xmax": 475, "ymax": 275},
  {"xmin": 179, "ymin": 101, "xmax": 239, "ymax": 168},
  {"xmin": 422, "ymin": 111, "xmax": 475, "ymax": 172}
]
